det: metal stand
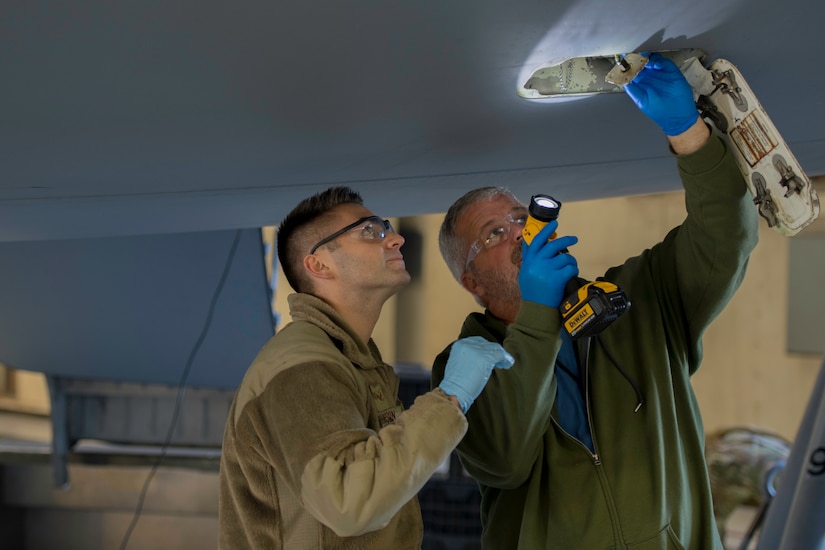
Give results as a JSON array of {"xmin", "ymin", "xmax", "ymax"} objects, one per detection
[{"xmin": 755, "ymin": 354, "xmax": 825, "ymax": 549}]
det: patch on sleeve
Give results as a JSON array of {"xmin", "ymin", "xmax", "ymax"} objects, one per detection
[
  {"xmin": 370, "ymin": 384, "xmax": 403, "ymax": 427},
  {"xmin": 378, "ymin": 407, "xmax": 398, "ymax": 427}
]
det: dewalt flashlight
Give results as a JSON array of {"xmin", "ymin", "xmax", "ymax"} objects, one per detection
[
  {"xmin": 523, "ymin": 194, "xmax": 631, "ymax": 340},
  {"xmin": 522, "ymin": 194, "xmax": 561, "ymax": 245}
]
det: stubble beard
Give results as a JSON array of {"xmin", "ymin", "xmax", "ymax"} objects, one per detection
[{"xmin": 472, "ymin": 245, "xmax": 522, "ymax": 306}]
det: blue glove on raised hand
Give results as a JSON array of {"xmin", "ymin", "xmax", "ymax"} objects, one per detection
[
  {"xmin": 438, "ymin": 336, "xmax": 514, "ymax": 413},
  {"xmin": 623, "ymin": 53, "xmax": 699, "ymax": 136},
  {"xmin": 518, "ymin": 220, "xmax": 579, "ymax": 309}
]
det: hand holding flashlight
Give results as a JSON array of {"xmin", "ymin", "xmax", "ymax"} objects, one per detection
[
  {"xmin": 522, "ymin": 194, "xmax": 562, "ymax": 245},
  {"xmin": 521, "ymin": 194, "xmax": 631, "ymax": 337},
  {"xmin": 519, "ymin": 220, "xmax": 579, "ymax": 309}
]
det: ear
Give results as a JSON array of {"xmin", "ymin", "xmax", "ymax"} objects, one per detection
[
  {"xmin": 303, "ymin": 253, "xmax": 335, "ymax": 281},
  {"xmin": 461, "ymin": 270, "xmax": 483, "ymax": 300}
]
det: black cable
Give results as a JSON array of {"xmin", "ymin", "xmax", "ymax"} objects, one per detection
[
  {"xmin": 118, "ymin": 229, "xmax": 243, "ymax": 550},
  {"xmin": 594, "ymin": 335, "xmax": 645, "ymax": 412}
]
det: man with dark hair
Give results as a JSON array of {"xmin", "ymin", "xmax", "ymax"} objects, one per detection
[
  {"xmin": 219, "ymin": 186, "xmax": 513, "ymax": 549},
  {"xmin": 431, "ymin": 54, "xmax": 759, "ymax": 548}
]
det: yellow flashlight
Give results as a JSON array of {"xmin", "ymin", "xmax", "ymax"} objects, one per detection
[{"xmin": 522, "ymin": 194, "xmax": 561, "ymax": 245}]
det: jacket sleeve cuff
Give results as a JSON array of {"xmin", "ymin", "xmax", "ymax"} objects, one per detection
[
  {"xmin": 673, "ymin": 128, "xmax": 727, "ymax": 175},
  {"xmin": 512, "ymin": 301, "xmax": 563, "ymax": 337}
]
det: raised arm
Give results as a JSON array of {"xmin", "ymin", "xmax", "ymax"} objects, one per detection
[{"xmin": 621, "ymin": 53, "xmax": 759, "ymax": 364}]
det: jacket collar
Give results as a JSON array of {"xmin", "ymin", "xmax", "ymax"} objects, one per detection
[{"xmin": 287, "ymin": 293, "xmax": 386, "ymax": 370}]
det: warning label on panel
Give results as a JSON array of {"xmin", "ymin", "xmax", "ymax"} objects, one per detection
[{"xmin": 730, "ymin": 111, "xmax": 778, "ymax": 167}]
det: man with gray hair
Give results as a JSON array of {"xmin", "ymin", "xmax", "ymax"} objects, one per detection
[{"xmin": 431, "ymin": 53, "xmax": 759, "ymax": 549}]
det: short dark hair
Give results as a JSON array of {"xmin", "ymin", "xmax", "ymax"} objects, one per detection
[{"xmin": 276, "ymin": 186, "xmax": 364, "ymax": 294}]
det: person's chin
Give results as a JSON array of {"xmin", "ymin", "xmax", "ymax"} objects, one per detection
[
  {"xmin": 393, "ymin": 269, "xmax": 412, "ymax": 287},
  {"xmin": 388, "ymin": 259, "xmax": 410, "ymax": 277}
]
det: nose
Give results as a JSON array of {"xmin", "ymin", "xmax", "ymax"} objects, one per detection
[
  {"xmin": 386, "ymin": 231, "xmax": 405, "ymax": 248},
  {"xmin": 511, "ymin": 225, "xmax": 523, "ymax": 243}
]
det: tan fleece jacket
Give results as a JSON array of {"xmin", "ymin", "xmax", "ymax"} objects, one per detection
[{"xmin": 219, "ymin": 293, "xmax": 467, "ymax": 549}]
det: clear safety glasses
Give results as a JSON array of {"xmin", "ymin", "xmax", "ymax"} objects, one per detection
[{"xmin": 310, "ymin": 216, "xmax": 395, "ymax": 254}]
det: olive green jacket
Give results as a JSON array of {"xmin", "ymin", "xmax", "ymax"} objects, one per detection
[
  {"xmin": 432, "ymin": 134, "xmax": 759, "ymax": 549},
  {"xmin": 220, "ymin": 293, "xmax": 466, "ymax": 549}
]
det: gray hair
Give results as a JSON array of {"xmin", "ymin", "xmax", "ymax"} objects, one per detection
[{"xmin": 439, "ymin": 186, "xmax": 521, "ymax": 283}]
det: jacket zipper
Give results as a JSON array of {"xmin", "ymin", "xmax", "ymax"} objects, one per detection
[
  {"xmin": 582, "ymin": 336, "xmax": 625, "ymax": 546},
  {"xmin": 581, "ymin": 336, "xmax": 599, "ymax": 464}
]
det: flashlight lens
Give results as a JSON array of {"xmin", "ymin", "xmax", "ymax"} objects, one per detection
[
  {"xmin": 534, "ymin": 197, "xmax": 559, "ymax": 209},
  {"xmin": 528, "ymin": 194, "xmax": 561, "ymax": 223}
]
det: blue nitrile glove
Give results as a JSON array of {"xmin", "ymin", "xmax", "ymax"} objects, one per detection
[
  {"xmin": 623, "ymin": 53, "xmax": 699, "ymax": 136},
  {"xmin": 438, "ymin": 336, "xmax": 514, "ymax": 413},
  {"xmin": 518, "ymin": 220, "xmax": 579, "ymax": 309}
]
